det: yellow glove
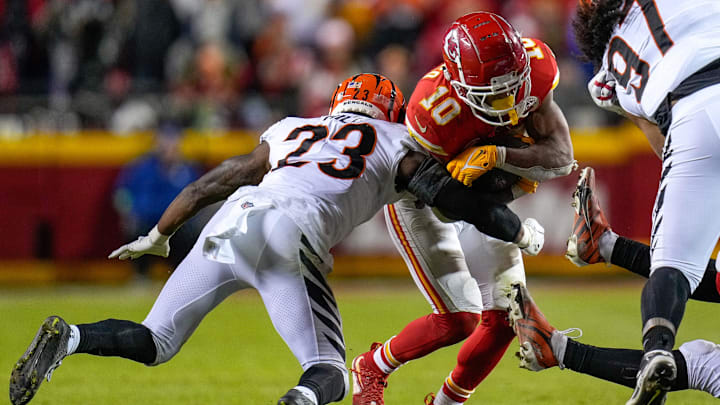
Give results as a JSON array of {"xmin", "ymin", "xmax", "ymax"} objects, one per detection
[{"xmin": 446, "ymin": 145, "xmax": 498, "ymax": 186}]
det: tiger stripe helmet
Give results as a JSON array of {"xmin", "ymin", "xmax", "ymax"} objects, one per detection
[{"xmin": 329, "ymin": 73, "xmax": 406, "ymax": 123}]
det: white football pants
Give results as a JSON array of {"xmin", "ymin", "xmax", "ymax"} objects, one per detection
[
  {"xmin": 651, "ymin": 84, "xmax": 720, "ymax": 291},
  {"xmin": 141, "ymin": 197, "xmax": 348, "ymax": 388},
  {"xmin": 679, "ymin": 339, "xmax": 720, "ymax": 398},
  {"xmin": 384, "ymin": 196, "xmax": 525, "ymax": 314}
]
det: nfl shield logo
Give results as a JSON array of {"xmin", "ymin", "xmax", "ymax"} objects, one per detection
[{"xmin": 241, "ymin": 201, "xmax": 254, "ymax": 209}]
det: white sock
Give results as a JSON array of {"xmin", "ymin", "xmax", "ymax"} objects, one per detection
[
  {"xmin": 551, "ymin": 331, "xmax": 569, "ymax": 369},
  {"xmin": 433, "ymin": 388, "xmax": 463, "ymax": 405},
  {"xmin": 292, "ymin": 386, "xmax": 317, "ymax": 405},
  {"xmin": 67, "ymin": 324, "xmax": 80, "ymax": 355},
  {"xmin": 598, "ymin": 230, "xmax": 618, "ymax": 262},
  {"xmin": 372, "ymin": 337, "xmax": 401, "ymax": 375}
]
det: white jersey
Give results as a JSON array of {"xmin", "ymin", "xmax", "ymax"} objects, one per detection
[
  {"xmin": 602, "ymin": 0, "xmax": 720, "ymax": 119},
  {"xmin": 247, "ymin": 113, "xmax": 414, "ymax": 257}
]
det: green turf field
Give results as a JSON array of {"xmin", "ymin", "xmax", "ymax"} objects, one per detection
[{"xmin": 1, "ymin": 277, "xmax": 718, "ymax": 404}]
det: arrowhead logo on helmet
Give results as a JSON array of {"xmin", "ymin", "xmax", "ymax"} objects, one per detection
[{"xmin": 443, "ymin": 30, "xmax": 460, "ymax": 62}]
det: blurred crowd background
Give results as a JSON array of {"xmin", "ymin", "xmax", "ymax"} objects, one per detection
[
  {"xmin": 0, "ymin": 0, "xmax": 622, "ymax": 136},
  {"xmin": 0, "ymin": 0, "xmax": 660, "ymax": 282}
]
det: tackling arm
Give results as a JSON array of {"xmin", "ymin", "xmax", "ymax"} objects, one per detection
[
  {"xmin": 397, "ymin": 152, "xmax": 544, "ymax": 254},
  {"xmin": 109, "ymin": 142, "xmax": 271, "ymax": 260},
  {"xmin": 156, "ymin": 142, "xmax": 270, "ymax": 235}
]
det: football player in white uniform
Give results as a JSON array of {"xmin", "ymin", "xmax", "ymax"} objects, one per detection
[
  {"xmin": 8, "ymin": 73, "xmax": 544, "ymax": 405},
  {"xmin": 571, "ymin": 1, "xmax": 720, "ymax": 404}
]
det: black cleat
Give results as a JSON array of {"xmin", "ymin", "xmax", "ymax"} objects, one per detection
[
  {"xmin": 626, "ymin": 350, "xmax": 675, "ymax": 405},
  {"xmin": 278, "ymin": 388, "xmax": 315, "ymax": 405},
  {"xmin": 9, "ymin": 316, "xmax": 70, "ymax": 405}
]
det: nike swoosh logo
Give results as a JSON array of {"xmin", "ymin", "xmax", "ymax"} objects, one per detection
[{"xmin": 415, "ymin": 116, "xmax": 427, "ymax": 133}]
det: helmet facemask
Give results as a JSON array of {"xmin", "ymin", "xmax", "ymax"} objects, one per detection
[{"xmin": 449, "ymin": 63, "xmax": 536, "ymax": 126}]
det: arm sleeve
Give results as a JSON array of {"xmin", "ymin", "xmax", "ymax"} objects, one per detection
[
  {"xmin": 406, "ymin": 157, "xmax": 521, "ymax": 242},
  {"xmin": 433, "ymin": 181, "xmax": 521, "ymax": 242}
]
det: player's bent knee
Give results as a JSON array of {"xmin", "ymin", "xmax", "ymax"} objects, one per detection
[
  {"xmin": 299, "ymin": 363, "xmax": 349, "ymax": 403},
  {"xmin": 142, "ymin": 328, "xmax": 179, "ymax": 366},
  {"xmin": 651, "ymin": 264, "xmax": 701, "ymax": 292}
]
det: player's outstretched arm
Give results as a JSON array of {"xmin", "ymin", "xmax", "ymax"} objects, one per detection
[
  {"xmin": 156, "ymin": 142, "xmax": 270, "ymax": 235},
  {"xmin": 398, "ymin": 152, "xmax": 544, "ymax": 255},
  {"xmin": 109, "ymin": 142, "xmax": 270, "ymax": 260}
]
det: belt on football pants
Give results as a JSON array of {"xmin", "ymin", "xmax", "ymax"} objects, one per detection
[{"xmin": 654, "ymin": 57, "xmax": 720, "ymax": 136}]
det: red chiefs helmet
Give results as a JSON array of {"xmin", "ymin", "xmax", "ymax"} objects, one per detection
[
  {"xmin": 442, "ymin": 12, "xmax": 537, "ymax": 126},
  {"xmin": 329, "ymin": 73, "xmax": 406, "ymax": 123}
]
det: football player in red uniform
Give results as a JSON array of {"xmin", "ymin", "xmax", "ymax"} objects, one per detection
[{"xmin": 351, "ymin": 12, "xmax": 575, "ymax": 405}]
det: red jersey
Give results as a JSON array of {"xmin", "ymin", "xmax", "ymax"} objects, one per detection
[{"xmin": 405, "ymin": 38, "xmax": 559, "ymax": 162}]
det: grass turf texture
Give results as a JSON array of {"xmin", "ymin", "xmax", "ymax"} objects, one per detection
[{"xmin": 1, "ymin": 277, "xmax": 718, "ymax": 404}]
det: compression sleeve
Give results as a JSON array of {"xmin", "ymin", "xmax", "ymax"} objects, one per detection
[{"xmin": 406, "ymin": 158, "xmax": 522, "ymax": 242}]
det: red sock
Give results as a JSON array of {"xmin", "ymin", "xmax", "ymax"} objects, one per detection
[
  {"xmin": 448, "ymin": 310, "xmax": 515, "ymax": 392},
  {"xmin": 388, "ymin": 312, "xmax": 481, "ymax": 363}
]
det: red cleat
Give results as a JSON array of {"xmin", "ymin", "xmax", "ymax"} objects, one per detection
[
  {"xmin": 351, "ymin": 343, "xmax": 388, "ymax": 405},
  {"xmin": 423, "ymin": 393, "xmax": 435, "ymax": 404},
  {"xmin": 566, "ymin": 167, "xmax": 612, "ymax": 266}
]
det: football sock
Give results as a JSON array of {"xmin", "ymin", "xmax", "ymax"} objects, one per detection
[
  {"xmin": 611, "ymin": 238, "xmax": 720, "ymax": 303},
  {"xmin": 641, "ymin": 267, "xmax": 690, "ymax": 352},
  {"xmin": 562, "ymin": 339, "xmax": 688, "ymax": 391},
  {"xmin": 66, "ymin": 324, "xmax": 80, "ymax": 355},
  {"xmin": 376, "ymin": 312, "xmax": 481, "ymax": 374},
  {"xmin": 75, "ymin": 319, "xmax": 157, "ymax": 364},
  {"xmin": 598, "ymin": 230, "xmax": 618, "ymax": 262},
  {"xmin": 551, "ymin": 331, "xmax": 569, "ymax": 368},
  {"xmin": 372, "ymin": 338, "xmax": 401, "ymax": 375},
  {"xmin": 450, "ymin": 310, "xmax": 514, "ymax": 390},
  {"xmin": 297, "ymin": 364, "xmax": 346, "ymax": 404},
  {"xmin": 610, "ymin": 236, "xmax": 650, "ymax": 277},
  {"xmin": 435, "ymin": 375, "xmax": 470, "ymax": 404}
]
